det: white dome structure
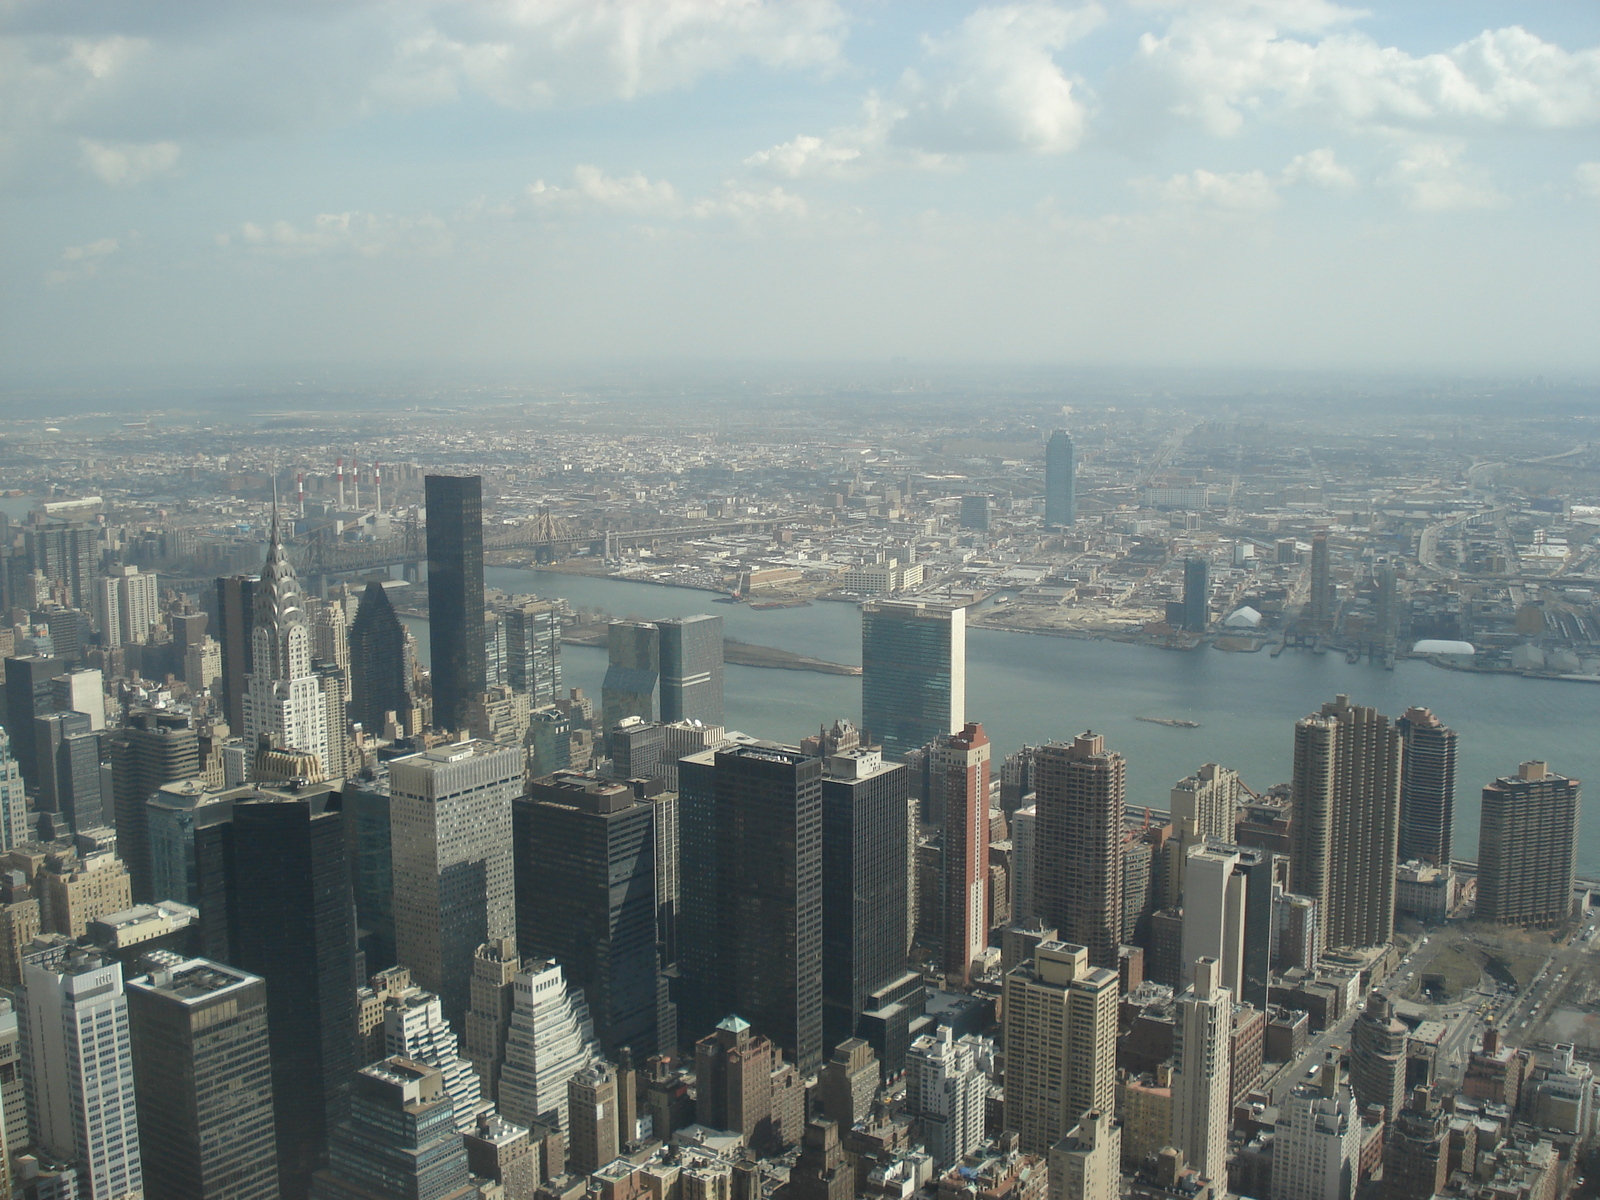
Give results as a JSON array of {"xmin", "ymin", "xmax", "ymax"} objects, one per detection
[
  {"xmin": 1222, "ymin": 606, "xmax": 1262, "ymax": 628},
  {"xmin": 1412, "ymin": 639, "xmax": 1476, "ymax": 657}
]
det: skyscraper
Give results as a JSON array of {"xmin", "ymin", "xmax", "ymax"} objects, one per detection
[
  {"xmin": 1291, "ymin": 695, "xmax": 1401, "ymax": 951},
  {"xmin": 658, "ymin": 615, "xmax": 724, "ymax": 725},
  {"xmin": 0, "ymin": 727, "xmax": 27, "ymax": 852},
  {"xmin": 1308, "ymin": 533, "xmax": 1332, "ymax": 625},
  {"xmin": 679, "ymin": 743, "xmax": 824, "ymax": 1074},
  {"xmin": 498, "ymin": 959, "xmax": 599, "ymax": 1134},
  {"xmin": 1181, "ymin": 843, "xmax": 1244, "ymax": 995},
  {"xmin": 1350, "ymin": 991, "xmax": 1407, "ymax": 1124},
  {"xmin": 382, "ymin": 985, "xmax": 492, "ymax": 1133},
  {"xmin": 935, "ymin": 723, "xmax": 991, "ymax": 988},
  {"xmin": 601, "ymin": 621, "xmax": 660, "ymax": 743},
  {"xmin": 108, "ymin": 709, "xmax": 201, "ymax": 902},
  {"xmin": 566, "ymin": 1063, "xmax": 620, "ymax": 1176},
  {"xmin": 242, "ymin": 516, "xmax": 331, "ymax": 780},
  {"xmin": 1397, "ymin": 708, "xmax": 1456, "ymax": 867},
  {"xmin": 514, "ymin": 771, "xmax": 661, "ymax": 1057},
  {"xmin": 19, "ymin": 950, "xmax": 143, "ymax": 1200},
  {"xmin": 214, "ymin": 785, "xmax": 358, "ymax": 1200},
  {"xmin": 1168, "ymin": 763, "xmax": 1241, "ymax": 898},
  {"xmin": 24, "ymin": 521, "xmax": 97, "ymax": 608},
  {"xmin": 820, "ymin": 746, "xmax": 912, "ymax": 1052},
  {"xmin": 502, "ymin": 600, "xmax": 562, "ymax": 704},
  {"xmin": 1045, "ymin": 430, "xmax": 1076, "ymax": 528},
  {"xmin": 310, "ymin": 1059, "xmax": 479, "ymax": 1200},
  {"xmin": 126, "ymin": 956, "xmax": 278, "ymax": 1200},
  {"xmin": 1477, "ymin": 761, "xmax": 1580, "ymax": 928},
  {"xmin": 1032, "ymin": 733, "xmax": 1125, "ymax": 969},
  {"xmin": 905, "ymin": 1026, "xmax": 989, "ymax": 1169},
  {"xmin": 32, "ymin": 709, "xmax": 95, "ymax": 826},
  {"xmin": 4, "ymin": 653, "xmax": 64, "ymax": 789},
  {"xmin": 1181, "ymin": 558, "xmax": 1210, "ymax": 632},
  {"xmin": 1273, "ymin": 1055, "xmax": 1359, "ymax": 1200},
  {"xmin": 1010, "ymin": 803, "xmax": 1036, "ymax": 925},
  {"xmin": 347, "ymin": 581, "xmax": 412, "ymax": 733},
  {"xmin": 463, "ymin": 936, "xmax": 521, "ymax": 1102},
  {"xmin": 389, "ymin": 741, "xmax": 520, "ymax": 1023},
  {"xmin": 1050, "ymin": 1109, "xmax": 1120, "ymax": 1200},
  {"xmin": 1171, "ymin": 957, "xmax": 1232, "ymax": 1187},
  {"xmin": 860, "ymin": 600, "xmax": 965, "ymax": 762},
  {"xmin": 1001, "ymin": 940, "xmax": 1117, "ymax": 1154},
  {"xmin": 215, "ymin": 573, "xmax": 258, "ymax": 732},
  {"xmin": 425, "ymin": 474, "xmax": 486, "ymax": 734}
]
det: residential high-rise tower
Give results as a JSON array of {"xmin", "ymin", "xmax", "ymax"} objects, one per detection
[
  {"xmin": 1397, "ymin": 708, "xmax": 1457, "ymax": 868},
  {"xmin": 1045, "ymin": 430, "xmax": 1076, "ymax": 528},
  {"xmin": 935, "ymin": 723, "xmax": 991, "ymax": 988},
  {"xmin": 1171, "ymin": 957, "xmax": 1232, "ymax": 1188},
  {"xmin": 1032, "ymin": 733, "xmax": 1125, "ymax": 969},
  {"xmin": 1477, "ymin": 761, "xmax": 1580, "ymax": 929}
]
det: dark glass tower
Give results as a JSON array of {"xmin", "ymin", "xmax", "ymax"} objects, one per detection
[
  {"xmin": 424, "ymin": 475, "xmax": 485, "ymax": 733},
  {"xmin": 820, "ymin": 747, "xmax": 911, "ymax": 1053},
  {"xmin": 127, "ymin": 957, "xmax": 279, "ymax": 1200},
  {"xmin": 311, "ymin": 1059, "xmax": 474, "ymax": 1200},
  {"xmin": 1044, "ymin": 429, "xmax": 1076, "ymax": 528},
  {"xmin": 601, "ymin": 621, "xmax": 660, "ymax": 744},
  {"xmin": 208, "ymin": 785, "xmax": 358, "ymax": 1200},
  {"xmin": 658, "ymin": 615, "xmax": 724, "ymax": 725},
  {"xmin": 679, "ymin": 743, "xmax": 824, "ymax": 1074},
  {"xmin": 215, "ymin": 574, "xmax": 258, "ymax": 733},
  {"xmin": 108, "ymin": 709, "xmax": 201, "ymax": 902},
  {"xmin": 4, "ymin": 653, "xmax": 64, "ymax": 789},
  {"xmin": 1397, "ymin": 707, "xmax": 1456, "ymax": 867},
  {"xmin": 502, "ymin": 600, "xmax": 562, "ymax": 703},
  {"xmin": 1183, "ymin": 557, "xmax": 1210, "ymax": 632},
  {"xmin": 347, "ymin": 581, "xmax": 410, "ymax": 732},
  {"xmin": 860, "ymin": 600, "xmax": 964, "ymax": 762},
  {"xmin": 514, "ymin": 772, "xmax": 660, "ymax": 1057}
]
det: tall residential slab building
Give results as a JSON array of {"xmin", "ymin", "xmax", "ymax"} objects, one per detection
[
  {"xmin": 658, "ymin": 615, "xmax": 724, "ymax": 725},
  {"xmin": 1001, "ymin": 940, "xmax": 1117, "ymax": 1155},
  {"xmin": 1397, "ymin": 708, "xmax": 1457, "ymax": 868},
  {"xmin": 1171, "ymin": 957, "xmax": 1232, "ymax": 1188},
  {"xmin": 215, "ymin": 573, "xmax": 258, "ymax": 732},
  {"xmin": 502, "ymin": 600, "xmax": 563, "ymax": 704},
  {"xmin": 126, "ymin": 956, "xmax": 278, "ymax": 1200},
  {"xmin": 679, "ymin": 743, "xmax": 824, "ymax": 1074},
  {"xmin": 515, "ymin": 771, "xmax": 661, "ymax": 1057},
  {"xmin": 347, "ymin": 581, "xmax": 412, "ymax": 733},
  {"xmin": 425, "ymin": 474, "xmax": 486, "ymax": 734},
  {"xmin": 820, "ymin": 747, "xmax": 912, "ymax": 1053},
  {"xmin": 1032, "ymin": 733, "xmax": 1125, "ymax": 970},
  {"xmin": 389, "ymin": 741, "xmax": 519, "ymax": 1024},
  {"xmin": 905, "ymin": 1026, "xmax": 989, "ymax": 1170},
  {"xmin": 1290, "ymin": 695, "xmax": 1401, "ymax": 951},
  {"xmin": 1044, "ymin": 430, "xmax": 1076, "ymax": 528},
  {"xmin": 1274, "ymin": 1055, "xmax": 1359, "ymax": 1200},
  {"xmin": 1478, "ymin": 761, "xmax": 1580, "ymax": 929},
  {"xmin": 19, "ymin": 951, "xmax": 143, "ymax": 1200},
  {"xmin": 860, "ymin": 600, "xmax": 965, "ymax": 763},
  {"xmin": 935, "ymin": 723, "xmax": 991, "ymax": 988},
  {"xmin": 1351, "ymin": 991, "xmax": 1407, "ymax": 1125}
]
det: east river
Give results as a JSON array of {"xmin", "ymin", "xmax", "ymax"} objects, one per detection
[{"xmin": 399, "ymin": 565, "xmax": 1597, "ymax": 874}]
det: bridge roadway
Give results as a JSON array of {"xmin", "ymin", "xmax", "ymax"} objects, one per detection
[{"xmin": 288, "ymin": 513, "xmax": 798, "ymax": 580}]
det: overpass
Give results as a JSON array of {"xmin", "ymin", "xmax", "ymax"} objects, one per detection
[{"xmin": 287, "ymin": 512, "xmax": 797, "ymax": 588}]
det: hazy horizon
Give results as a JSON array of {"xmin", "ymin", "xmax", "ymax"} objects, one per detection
[{"xmin": 4, "ymin": 0, "xmax": 1598, "ymax": 380}]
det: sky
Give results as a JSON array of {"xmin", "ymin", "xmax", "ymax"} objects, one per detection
[{"xmin": 2, "ymin": 0, "xmax": 1598, "ymax": 380}]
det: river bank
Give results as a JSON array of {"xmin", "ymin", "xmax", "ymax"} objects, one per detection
[{"xmin": 561, "ymin": 626, "xmax": 858, "ymax": 676}]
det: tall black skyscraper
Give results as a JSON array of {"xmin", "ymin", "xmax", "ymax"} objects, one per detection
[
  {"xmin": 200, "ymin": 784, "xmax": 358, "ymax": 1200},
  {"xmin": 4, "ymin": 653, "xmax": 64, "ymax": 789},
  {"xmin": 1045, "ymin": 429, "xmax": 1076, "ymax": 528},
  {"xmin": 514, "ymin": 771, "xmax": 661, "ymax": 1057},
  {"xmin": 215, "ymin": 574, "xmax": 258, "ymax": 733},
  {"xmin": 127, "ymin": 957, "xmax": 279, "ymax": 1200},
  {"xmin": 679, "ymin": 743, "xmax": 824, "ymax": 1074},
  {"xmin": 347, "ymin": 581, "xmax": 411, "ymax": 733},
  {"xmin": 602, "ymin": 621, "xmax": 660, "ymax": 743},
  {"xmin": 1397, "ymin": 707, "xmax": 1457, "ymax": 867},
  {"xmin": 658, "ymin": 615, "xmax": 724, "ymax": 725},
  {"xmin": 819, "ymin": 746, "xmax": 911, "ymax": 1053},
  {"xmin": 108, "ymin": 709, "xmax": 201, "ymax": 902},
  {"xmin": 425, "ymin": 474, "xmax": 485, "ymax": 733},
  {"xmin": 1182, "ymin": 558, "xmax": 1210, "ymax": 632}
]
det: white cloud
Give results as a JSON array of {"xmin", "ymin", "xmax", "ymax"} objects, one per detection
[
  {"xmin": 45, "ymin": 237, "xmax": 120, "ymax": 286},
  {"xmin": 691, "ymin": 184, "xmax": 809, "ymax": 222},
  {"xmin": 1382, "ymin": 141, "xmax": 1507, "ymax": 212},
  {"xmin": 1145, "ymin": 167, "xmax": 1281, "ymax": 210},
  {"xmin": 526, "ymin": 165, "xmax": 679, "ymax": 214},
  {"xmin": 79, "ymin": 138, "xmax": 179, "ymax": 185},
  {"xmin": 747, "ymin": 2, "xmax": 1102, "ymax": 177},
  {"xmin": 218, "ymin": 211, "xmax": 451, "ymax": 257},
  {"xmin": 1133, "ymin": 6, "xmax": 1600, "ymax": 136},
  {"xmin": 1281, "ymin": 146, "xmax": 1356, "ymax": 190},
  {"xmin": 1576, "ymin": 162, "xmax": 1600, "ymax": 200},
  {"xmin": 0, "ymin": 1, "xmax": 847, "ymax": 181}
]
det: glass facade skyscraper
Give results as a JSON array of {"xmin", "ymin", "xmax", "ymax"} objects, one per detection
[
  {"xmin": 1397, "ymin": 707, "xmax": 1457, "ymax": 867},
  {"xmin": 658, "ymin": 614, "xmax": 724, "ymax": 725},
  {"xmin": 348, "ymin": 580, "xmax": 411, "ymax": 733},
  {"xmin": 424, "ymin": 475, "xmax": 486, "ymax": 733},
  {"xmin": 860, "ymin": 600, "xmax": 965, "ymax": 762},
  {"xmin": 1045, "ymin": 429, "xmax": 1076, "ymax": 528}
]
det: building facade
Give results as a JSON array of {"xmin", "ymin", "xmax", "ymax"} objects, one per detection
[
  {"xmin": 1032, "ymin": 733, "xmax": 1126, "ymax": 969},
  {"xmin": 860, "ymin": 600, "xmax": 965, "ymax": 763},
  {"xmin": 1045, "ymin": 430, "xmax": 1076, "ymax": 528},
  {"xmin": 1396, "ymin": 708, "xmax": 1457, "ymax": 868},
  {"xmin": 425, "ymin": 474, "xmax": 487, "ymax": 734},
  {"xmin": 1477, "ymin": 761, "xmax": 1580, "ymax": 928}
]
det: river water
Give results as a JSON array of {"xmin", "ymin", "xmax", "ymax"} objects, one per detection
[{"xmin": 393, "ymin": 567, "xmax": 1600, "ymax": 874}]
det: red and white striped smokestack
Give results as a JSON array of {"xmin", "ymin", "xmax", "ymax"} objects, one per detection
[
  {"xmin": 336, "ymin": 456, "xmax": 346, "ymax": 507},
  {"xmin": 297, "ymin": 472, "xmax": 305, "ymax": 516},
  {"xmin": 374, "ymin": 462, "xmax": 382, "ymax": 512}
]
